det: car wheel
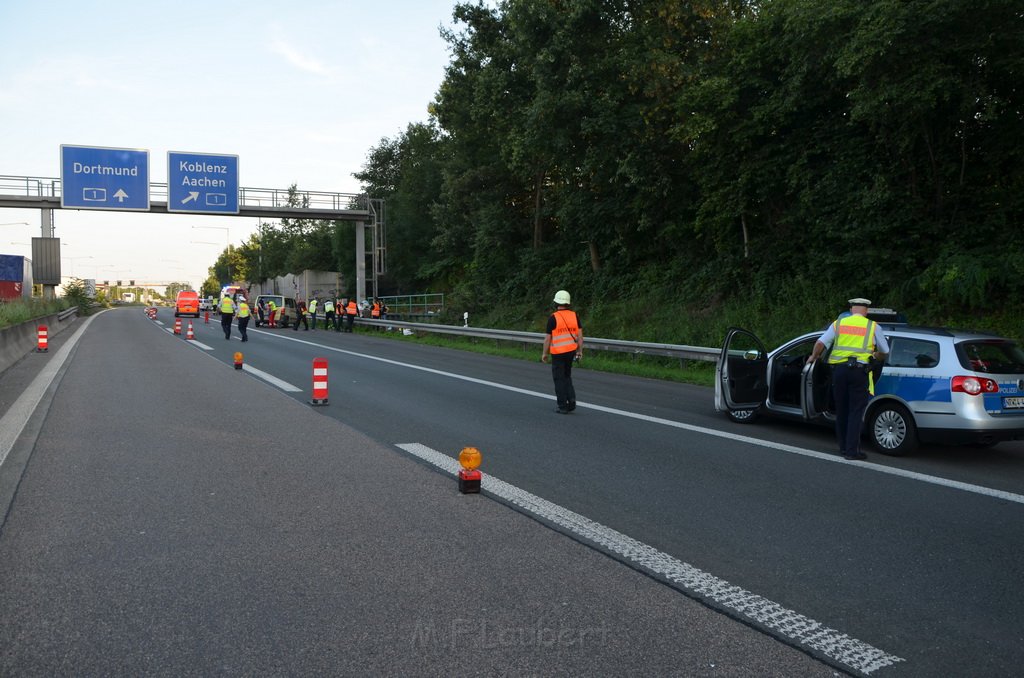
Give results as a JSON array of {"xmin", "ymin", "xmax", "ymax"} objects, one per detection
[
  {"xmin": 726, "ymin": 408, "xmax": 760, "ymax": 424},
  {"xmin": 868, "ymin": 402, "xmax": 918, "ymax": 456}
]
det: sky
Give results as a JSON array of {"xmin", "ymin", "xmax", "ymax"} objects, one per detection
[{"xmin": 0, "ymin": 0, "xmax": 462, "ymax": 292}]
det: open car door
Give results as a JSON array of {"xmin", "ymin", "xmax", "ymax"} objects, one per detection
[
  {"xmin": 801, "ymin": 337, "xmax": 833, "ymax": 420},
  {"xmin": 715, "ymin": 328, "xmax": 769, "ymax": 412}
]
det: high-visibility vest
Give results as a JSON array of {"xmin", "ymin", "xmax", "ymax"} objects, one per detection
[
  {"xmin": 220, "ymin": 297, "xmax": 235, "ymax": 314},
  {"xmin": 371, "ymin": 302, "xmax": 381, "ymax": 318},
  {"xmin": 827, "ymin": 315, "xmax": 877, "ymax": 365},
  {"xmin": 323, "ymin": 300, "xmax": 334, "ymax": 313},
  {"xmin": 268, "ymin": 301, "xmax": 277, "ymax": 312},
  {"xmin": 237, "ymin": 301, "xmax": 250, "ymax": 318},
  {"xmin": 549, "ymin": 310, "xmax": 580, "ymax": 355},
  {"xmin": 309, "ymin": 300, "xmax": 318, "ymax": 314},
  {"xmin": 346, "ymin": 301, "xmax": 358, "ymax": 315}
]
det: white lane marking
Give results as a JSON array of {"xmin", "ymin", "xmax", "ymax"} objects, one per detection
[
  {"xmin": 241, "ymin": 364, "xmax": 302, "ymax": 392},
  {"xmin": 0, "ymin": 315, "xmax": 97, "ymax": 467},
  {"xmin": 396, "ymin": 442, "xmax": 904, "ymax": 675},
  {"xmin": 260, "ymin": 331, "xmax": 1024, "ymax": 507}
]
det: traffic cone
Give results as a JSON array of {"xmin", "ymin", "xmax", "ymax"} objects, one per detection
[
  {"xmin": 186, "ymin": 322, "xmax": 195, "ymax": 340},
  {"xmin": 204, "ymin": 311, "xmax": 209, "ymax": 324},
  {"xmin": 173, "ymin": 319, "xmax": 182, "ymax": 335},
  {"xmin": 36, "ymin": 325, "xmax": 48, "ymax": 352}
]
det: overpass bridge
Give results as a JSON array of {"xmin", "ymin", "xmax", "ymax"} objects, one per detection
[{"xmin": 0, "ymin": 175, "xmax": 385, "ymax": 301}]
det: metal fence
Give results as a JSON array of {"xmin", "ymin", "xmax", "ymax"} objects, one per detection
[{"xmin": 356, "ymin": 317, "xmax": 719, "ymax": 363}]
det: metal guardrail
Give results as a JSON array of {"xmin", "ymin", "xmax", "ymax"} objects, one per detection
[
  {"xmin": 57, "ymin": 306, "xmax": 78, "ymax": 322},
  {"xmin": 354, "ymin": 318, "xmax": 720, "ymax": 362}
]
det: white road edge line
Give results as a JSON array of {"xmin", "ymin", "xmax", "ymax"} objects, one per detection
[
  {"xmin": 396, "ymin": 441, "xmax": 904, "ymax": 675},
  {"xmin": 262, "ymin": 330, "xmax": 1024, "ymax": 507},
  {"xmin": 241, "ymin": 364, "xmax": 302, "ymax": 392}
]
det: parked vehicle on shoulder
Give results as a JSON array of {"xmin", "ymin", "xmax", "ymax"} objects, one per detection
[
  {"xmin": 715, "ymin": 316, "xmax": 1024, "ymax": 455},
  {"xmin": 252, "ymin": 294, "xmax": 296, "ymax": 328}
]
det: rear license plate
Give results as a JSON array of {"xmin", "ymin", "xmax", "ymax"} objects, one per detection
[{"xmin": 1002, "ymin": 396, "xmax": 1024, "ymax": 409}]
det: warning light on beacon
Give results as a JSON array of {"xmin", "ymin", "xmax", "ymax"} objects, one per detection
[
  {"xmin": 458, "ymin": 446, "xmax": 482, "ymax": 494},
  {"xmin": 234, "ymin": 352, "xmax": 243, "ymax": 370}
]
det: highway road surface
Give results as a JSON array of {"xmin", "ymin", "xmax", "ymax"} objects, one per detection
[{"xmin": 2, "ymin": 307, "xmax": 1022, "ymax": 676}]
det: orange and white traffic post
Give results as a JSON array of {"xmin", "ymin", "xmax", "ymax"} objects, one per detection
[
  {"xmin": 310, "ymin": 358, "xmax": 329, "ymax": 406},
  {"xmin": 234, "ymin": 352, "xmax": 244, "ymax": 370},
  {"xmin": 204, "ymin": 310, "xmax": 210, "ymax": 324},
  {"xmin": 36, "ymin": 325, "xmax": 48, "ymax": 352},
  {"xmin": 173, "ymin": 318, "xmax": 182, "ymax": 335},
  {"xmin": 185, "ymin": 321, "xmax": 195, "ymax": 340}
]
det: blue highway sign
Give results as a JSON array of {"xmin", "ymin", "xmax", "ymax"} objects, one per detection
[
  {"xmin": 167, "ymin": 152, "xmax": 239, "ymax": 214},
  {"xmin": 61, "ymin": 145, "xmax": 150, "ymax": 211}
]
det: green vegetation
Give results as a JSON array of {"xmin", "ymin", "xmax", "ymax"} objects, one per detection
[
  {"xmin": 199, "ymin": 1, "xmax": 1024, "ymax": 353},
  {"xmin": 0, "ymin": 297, "xmax": 71, "ymax": 329}
]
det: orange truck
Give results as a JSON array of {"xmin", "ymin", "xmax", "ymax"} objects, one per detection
[{"xmin": 175, "ymin": 290, "xmax": 200, "ymax": 317}]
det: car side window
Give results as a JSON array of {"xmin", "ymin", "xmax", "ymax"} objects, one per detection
[{"xmin": 887, "ymin": 337, "xmax": 939, "ymax": 368}]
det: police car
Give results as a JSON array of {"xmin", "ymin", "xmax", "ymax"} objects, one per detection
[{"xmin": 715, "ymin": 312, "xmax": 1024, "ymax": 455}]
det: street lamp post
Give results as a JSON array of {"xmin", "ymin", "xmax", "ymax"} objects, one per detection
[{"xmin": 192, "ymin": 225, "xmax": 231, "ymax": 282}]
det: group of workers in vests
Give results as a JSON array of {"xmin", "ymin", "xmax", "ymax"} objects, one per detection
[
  {"xmin": 218, "ymin": 290, "xmax": 387, "ymax": 335},
  {"xmin": 296, "ymin": 296, "xmax": 387, "ymax": 332}
]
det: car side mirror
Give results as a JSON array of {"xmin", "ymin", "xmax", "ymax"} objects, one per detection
[{"xmin": 743, "ymin": 349, "xmax": 762, "ymax": 361}]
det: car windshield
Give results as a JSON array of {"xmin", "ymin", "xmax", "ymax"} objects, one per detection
[{"xmin": 956, "ymin": 340, "xmax": 1024, "ymax": 374}]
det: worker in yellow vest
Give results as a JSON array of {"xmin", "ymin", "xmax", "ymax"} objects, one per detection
[
  {"xmin": 267, "ymin": 299, "xmax": 278, "ymax": 328},
  {"xmin": 808, "ymin": 298, "xmax": 890, "ymax": 460},
  {"xmin": 541, "ymin": 290, "xmax": 583, "ymax": 414},
  {"xmin": 219, "ymin": 294, "xmax": 236, "ymax": 340},
  {"xmin": 236, "ymin": 297, "xmax": 251, "ymax": 342}
]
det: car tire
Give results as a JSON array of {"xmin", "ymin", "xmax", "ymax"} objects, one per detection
[
  {"xmin": 868, "ymin": 402, "xmax": 918, "ymax": 456},
  {"xmin": 726, "ymin": 408, "xmax": 760, "ymax": 424}
]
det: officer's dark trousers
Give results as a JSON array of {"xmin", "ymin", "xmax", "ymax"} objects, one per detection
[
  {"xmin": 221, "ymin": 312, "xmax": 233, "ymax": 339},
  {"xmin": 238, "ymin": 315, "xmax": 249, "ymax": 341},
  {"xmin": 832, "ymin": 363, "xmax": 870, "ymax": 455},
  {"xmin": 293, "ymin": 314, "xmax": 308, "ymax": 330},
  {"xmin": 325, "ymin": 311, "xmax": 336, "ymax": 331},
  {"xmin": 550, "ymin": 352, "xmax": 577, "ymax": 411}
]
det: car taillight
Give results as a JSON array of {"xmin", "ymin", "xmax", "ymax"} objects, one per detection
[{"xmin": 951, "ymin": 376, "xmax": 999, "ymax": 395}]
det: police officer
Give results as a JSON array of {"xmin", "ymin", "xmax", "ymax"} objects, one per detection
[
  {"xmin": 323, "ymin": 297, "xmax": 336, "ymax": 332},
  {"xmin": 237, "ymin": 296, "xmax": 252, "ymax": 342},
  {"xmin": 541, "ymin": 290, "xmax": 583, "ymax": 414},
  {"xmin": 308, "ymin": 297, "xmax": 318, "ymax": 330},
  {"xmin": 219, "ymin": 294, "xmax": 236, "ymax": 340},
  {"xmin": 808, "ymin": 298, "xmax": 890, "ymax": 460}
]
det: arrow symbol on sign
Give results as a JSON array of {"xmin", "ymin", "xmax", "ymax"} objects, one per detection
[
  {"xmin": 113, "ymin": 189, "xmax": 129, "ymax": 202},
  {"xmin": 182, "ymin": 191, "xmax": 199, "ymax": 205}
]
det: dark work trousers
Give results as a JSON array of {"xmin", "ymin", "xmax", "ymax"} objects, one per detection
[
  {"xmin": 293, "ymin": 313, "xmax": 308, "ymax": 331},
  {"xmin": 345, "ymin": 314, "xmax": 355, "ymax": 332},
  {"xmin": 325, "ymin": 311, "xmax": 336, "ymax": 331},
  {"xmin": 238, "ymin": 315, "xmax": 250, "ymax": 341},
  {"xmin": 221, "ymin": 312, "xmax": 234, "ymax": 339},
  {"xmin": 550, "ymin": 352, "xmax": 577, "ymax": 411},
  {"xmin": 832, "ymin": 363, "xmax": 870, "ymax": 455}
]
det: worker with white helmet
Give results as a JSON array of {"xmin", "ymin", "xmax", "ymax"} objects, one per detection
[{"xmin": 541, "ymin": 289, "xmax": 583, "ymax": 414}]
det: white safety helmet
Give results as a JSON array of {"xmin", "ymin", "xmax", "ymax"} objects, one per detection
[{"xmin": 553, "ymin": 290, "xmax": 571, "ymax": 305}]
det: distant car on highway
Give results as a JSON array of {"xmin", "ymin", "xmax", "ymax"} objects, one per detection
[
  {"xmin": 199, "ymin": 297, "xmax": 214, "ymax": 313},
  {"xmin": 715, "ymin": 320, "xmax": 1024, "ymax": 455}
]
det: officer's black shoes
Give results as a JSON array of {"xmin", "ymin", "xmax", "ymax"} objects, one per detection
[
  {"xmin": 555, "ymin": 407, "xmax": 570, "ymax": 414},
  {"xmin": 842, "ymin": 451, "xmax": 867, "ymax": 460}
]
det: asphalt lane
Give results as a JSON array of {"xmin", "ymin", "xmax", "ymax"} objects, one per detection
[
  {"xmin": 176, "ymin": 311, "xmax": 1024, "ymax": 676},
  {"xmin": 0, "ymin": 309, "xmax": 834, "ymax": 677}
]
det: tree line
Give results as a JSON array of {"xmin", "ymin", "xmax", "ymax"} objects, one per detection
[{"xmin": 209, "ymin": 0, "xmax": 1024, "ymax": 340}]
